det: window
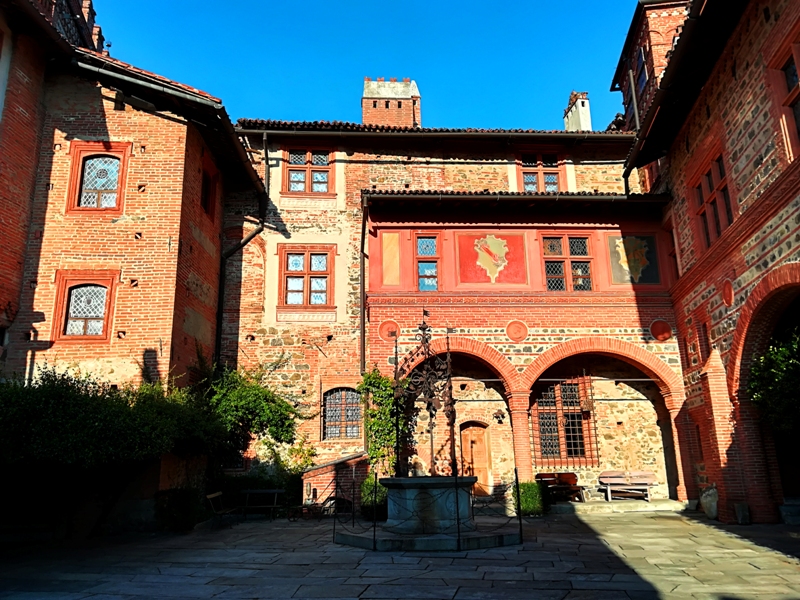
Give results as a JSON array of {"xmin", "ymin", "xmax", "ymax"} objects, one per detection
[
  {"xmin": 636, "ymin": 46, "xmax": 649, "ymax": 95},
  {"xmin": 67, "ymin": 142, "xmax": 131, "ymax": 215},
  {"xmin": 782, "ymin": 54, "xmax": 800, "ymax": 140},
  {"xmin": 531, "ymin": 380, "xmax": 597, "ymax": 468},
  {"xmin": 65, "ymin": 285, "xmax": 108, "ymax": 336},
  {"xmin": 415, "ymin": 235, "xmax": 439, "ymax": 292},
  {"xmin": 769, "ymin": 38, "xmax": 800, "ymax": 159},
  {"xmin": 520, "ymin": 154, "xmax": 561, "ymax": 193},
  {"xmin": 52, "ymin": 270, "xmax": 118, "ymax": 343},
  {"xmin": 693, "ymin": 156, "xmax": 734, "ymax": 249},
  {"xmin": 278, "ymin": 245, "xmax": 335, "ymax": 308},
  {"xmin": 323, "ymin": 388, "xmax": 361, "ymax": 439},
  {"xmin": 284, "ymin": 149, "xmax": 333, "ymax": 195},
  {"xmin": 541, "ymin": 235, "xmax": 592, "ymax": 292}
]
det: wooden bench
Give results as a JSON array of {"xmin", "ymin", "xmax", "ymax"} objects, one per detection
[
  {"xmin": 206, "ymin": 492, "xmax": 239, "ymax": 527},
  {"xmin": 241, "ymin": 489, "xmax": 284, "ymax": 520},
  {"xmin": 535, "ymin": 472, "xmax": 586, "ymax": 503},
  {"xmin": 599, "ymin": 471, "xmax": 657, "ymax": 502}
]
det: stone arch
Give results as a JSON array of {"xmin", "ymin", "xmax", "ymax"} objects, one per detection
[
  {"xmin": 519, "ymin": 337, "xmax": 684, "ymax": 411},
  {"xmin": 727, "ymin": 262, "xmax": 800, "ymax": 398},
  {"xmin": 400, "ymin": 336, "xmax": 523, "ymax": 393}
]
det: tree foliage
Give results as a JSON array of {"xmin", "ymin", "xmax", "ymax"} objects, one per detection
[
  {"xmin": 748, "ymin": 331, "xmax": 800, "ymax": 432},
  {"xmin": 358, "ymin": 368, "xmax": 409, "ymax": 474}
]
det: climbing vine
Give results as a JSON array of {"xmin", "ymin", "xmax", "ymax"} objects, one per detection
[{"xmin": 358, "ymin": 368, "xmax": 409, "ymax": 474}]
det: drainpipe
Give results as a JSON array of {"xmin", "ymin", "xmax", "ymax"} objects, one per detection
[
  {"xmin": 359, "ymin": 193, "xmax": 369, "ymax": 374},
  {"xmin": 213, "ymin": 132, "xmax": 272, "ymax": 364}
]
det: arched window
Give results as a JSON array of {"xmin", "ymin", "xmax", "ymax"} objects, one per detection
[
  {"xmin": 65, "ymin": 284, "xmax": 108, "ymax": 336},
  {"xmin": 79, "ymin": 155, "xmax": 121, "ymax": 208},
  {"xmin": 323, "ymin": 388, "xmax": 361, "ymax": 440}
]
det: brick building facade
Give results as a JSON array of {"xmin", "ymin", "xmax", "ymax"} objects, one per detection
[{"xmin": 2, "ymin": 0, "xmax": 799, "ymax": 523}]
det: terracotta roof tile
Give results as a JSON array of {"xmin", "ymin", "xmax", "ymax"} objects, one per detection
[
  {"xmin": 75, "ymin": 48, "xmax": 221, "ymax": 103},
  {"xmin": 237, "ymin": 118, "xmax": 636, "ymax": 136}
]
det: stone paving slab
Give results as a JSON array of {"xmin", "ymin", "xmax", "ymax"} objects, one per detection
[{"xmin": 3, "ymin": 512, "xmax": 800, "ymax": 599}]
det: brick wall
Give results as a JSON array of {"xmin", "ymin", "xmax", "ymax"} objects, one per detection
[
  {"xmin": 662, "ymin": 0, "xmax": 800, "ymax": 522},
  {"xmin": 170, "ymin": 125, "xmax": 222, "ymax": 379},
  {"xmin": 0, "ymin": 32, "xmax": 46, "ymax": 335},
  {"xmin": 3, "ymin": 74, "xmax": 192, "ymax": 384}
]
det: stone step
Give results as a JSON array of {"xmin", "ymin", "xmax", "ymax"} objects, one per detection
[
  {"xmin": 783, "ymin": 496, "xmax": 800, "ymax": 506},
  {"xmin": 549, "ymin": 499, "xmax": 687, "ymax": 515}
]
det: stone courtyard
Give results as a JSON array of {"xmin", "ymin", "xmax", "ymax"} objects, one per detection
[{"xmin": 3, "ymin": 512, "xmax": 800, "ymax": 600}]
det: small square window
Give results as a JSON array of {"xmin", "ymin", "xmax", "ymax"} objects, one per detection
[{"xmin": 284, "ymin": 150, "xmax": 333, "ymax": 195}]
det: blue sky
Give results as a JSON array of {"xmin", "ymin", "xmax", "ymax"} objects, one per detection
[{"xmin": 93, "ymin": 1, "xmax": 636, "ymax": 130}]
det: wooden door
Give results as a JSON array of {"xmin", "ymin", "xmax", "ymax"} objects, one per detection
[{"xmin": 461, "ymin": 424, "xmax": 490, "ymax": 496}]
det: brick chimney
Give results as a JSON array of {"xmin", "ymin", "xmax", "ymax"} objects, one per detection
[
  {"xmin": 564, "ymin": 91, "xmax": 592, "ymax": 131},
  {"xmin": 362, "ymin": 77, "xmax": 421, "ymax": 128}
]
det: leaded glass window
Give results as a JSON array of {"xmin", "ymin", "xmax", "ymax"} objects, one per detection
[
  {"xmin": 532, "ymin": 380, "xmax": 595, "ymax": 467},
  {"xmin": 416, "ymin": 236, "xmax": 439, "ymax": 292},
  {"xmin": 285, "ymin": 150, "xmax": 332, "ymax": 194},
  {"xmin": 324, "ymin": 388, "xmax": 361, "ymax": 439},
  {"xmin": 281, "ymin": 248, "xmax": 332, "ymax": 307},
  {"xmin": 520, "ymin": 154, "xmax": 561, "ymax": 194},
  {"xmin": 79, "ymin": 156, "xmax": 120, "ymax": 208},
  {"xmin": 65, "ymin": 285, "xmax": 107, "ymax": 336},
  {"xmin": 542, "ymin": 236, "xmax": 592, "ymax": 292}
]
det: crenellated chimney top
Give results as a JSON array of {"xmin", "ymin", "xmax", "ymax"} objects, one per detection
[{"xmin": 362, "ymin": 78, "xmax": 421, "ymax": 128}]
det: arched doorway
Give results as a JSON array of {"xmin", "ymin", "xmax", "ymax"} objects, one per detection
[
  {"xmin": 405, "ymin": 352, "xmax": 513, "ymax": 495},
  {"xmin": 737, "ymin": 289, "xmax": 800, "ymax": 499},
  {"xmin": 527, "ymin": 354, "xmax": 680, "ymax": 500},
  {"xmin": 460, "ymin": 422, "xmax": 491, "ymax": 496}
]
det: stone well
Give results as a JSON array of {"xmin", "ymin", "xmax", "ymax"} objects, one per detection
[{"xmin": 380, "ymin": 476, "xmax": 477, "ymax": 534}]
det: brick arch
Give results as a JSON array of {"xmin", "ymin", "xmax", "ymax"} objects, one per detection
[
  {"xmin": 518, "ymin": 337, "xmax": 684, "ymax": 411},
  {"xmin": 727, "ymin": 262, "xmax": 800, "ymax": 398},
  {"xmin": 401, "ymin": 336, "xmax": 523, "ymax": 393}
]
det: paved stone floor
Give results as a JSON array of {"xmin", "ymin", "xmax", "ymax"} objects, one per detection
[{"xmin": 3, "ymin": 512, "xmax": 800, "ymax": 599}]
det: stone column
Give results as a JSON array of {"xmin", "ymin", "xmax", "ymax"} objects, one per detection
[{"xmin": 508, "ymin": 392, "xmax": 533, "ymax": 482}]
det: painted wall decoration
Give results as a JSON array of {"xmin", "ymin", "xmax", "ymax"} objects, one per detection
[
  {"xmin": 608, "ymin": 235, "xmax": 660, "ymax": 284},
  {"xmin": 457, "ymin": 233, "xmax": 527, "ymax": 284}
]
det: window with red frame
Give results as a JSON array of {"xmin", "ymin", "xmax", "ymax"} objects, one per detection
[
  {"xmin": 285, "ymin": 149, "xmax": 332, "ymax": 194},
  {"xmin": 693, "ymin": 156, "xmax": 734, "ymax": 249},
  {"xmin": 782, "ymin": 53, "xmax": 800, "ymax": 140},
  {"xmin": 521, "ymin": 154, "xmax": 561, "ymax": 193},
  {"xmin": 53, "ymin": 271, "xmax": 117, "ymax": 342},
  {"xmin": 415, "ymin": 235, "xmax": 439, "ymax": 292},
  {"xmin": 67, "ymin": 142, "xmax": 131, "ymax": 214},
  {"xmin": 531, "ymin": 380, "xmax": 598, "ymax": 468},
  {"xmin": 542, "ymin": 235, "xmax": 592, "ymax": 292},
  {"xmin": 279, "ymin": 247, "xmax": 333, "ymax": 307}
]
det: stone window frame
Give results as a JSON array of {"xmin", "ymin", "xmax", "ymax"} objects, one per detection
[
  {"xmin": 516, "ymin": 153, "xmax": 565, "ymax": 194},
  {"xmin": 51, "ymin": 269, "xmax": 119, "ymax": 344},
  {"xmin": 321, "ymin": 387, "xmax": 362, "ymax": 441},
  {"xmin": 767, "ymin": 29, "xmax": 800, "ymax": 162},
  {"xmin": 66, "ymin": 141, "xmax": 132, "ymax": 217},
  {"xmin": 530, "ymin": 378, "xmax": 599, "ymax": 468},
  {"xmin": 276, "ymin": 244, "xmax": 336, "ymax": 311},
  {"xmin": 539, "ymin": 233, "xmax": 594, "ymax": 293},
  {"xmin": 688, "ymin": 154, "xmax": 735, "ymax": 251},
  {"xmin": 281, "ymin": 148, "xmax": 336, "ymax": 198}
]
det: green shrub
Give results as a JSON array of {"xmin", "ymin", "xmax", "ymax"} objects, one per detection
[
  {"xmin": 515, "ymin": 481, "xmax": 544, "ymax": 516},
  {"xmin": 360, "ymin": 474, "xmax": 388, "ymax": 521},
  {"xmin": 0, "ymin": 367, "xmax": 227, "ymax": 468}
]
